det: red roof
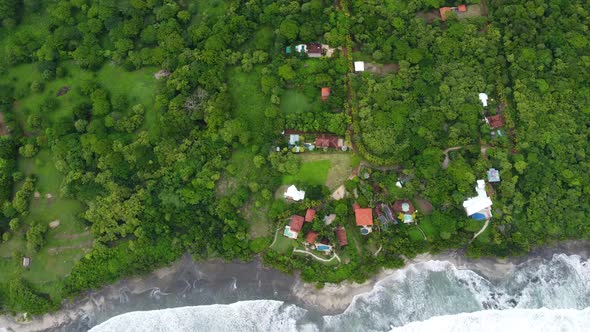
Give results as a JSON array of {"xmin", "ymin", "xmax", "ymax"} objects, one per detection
[
  {"xmin": 487, "ymin": 115, "xmax": 505, "ymax": 129},
  {"xmin": 290, "ymin": 215, "xmax": 305, "ymax": 232},
  {"xmin": 315, "ymin": 135, "xmax": 340, "ymax": 148},
  {"xmin": 305, "ymin": 209, "xmax": 316, "ymax": 222},
  {"xmin": 307, "ymin": 43, "xmax": 322, "ymax": 54},
  {"xmin": 353, "ymin": 203, "xmax": 360, "ymax": 211},
  {"xmin": 458, "ymin": 4, "xmax": 467, "ymax": 12},
  {"xmin": 335, "ymin": 227, "xmax": 348, "ymax": 246},
  {"xmin": 439, "ymin": 7, "xmax": 452, "ymax": 21},
  {"xmin": 321, "ymin": 87, "xmax": 330, "ymax": 101},
  {"xmin": 355, "ymin": 208, "xmax": 373, "ymax": 226},
  {"xmin": 305, "ymin": 231, "xmax": 318, "ymax": 244}
]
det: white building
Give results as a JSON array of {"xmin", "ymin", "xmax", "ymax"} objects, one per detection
[
  {"xmin": 354, "ymin": 61, "xmax": 365, "ymax": 72},
  {"xmin": 284, "ymin": 185, "xmax": 305, "ymax": 201},
  {"xmin": 479, "ymin": 93, "xmax": 488, "ymax": 107},
  {"xmin": 289, "ymin": 134, "xmax": 300, "ymax": 146},
  {"xmin": 463, "ymin": 180, "xmax": 493, "ymax": 220}
]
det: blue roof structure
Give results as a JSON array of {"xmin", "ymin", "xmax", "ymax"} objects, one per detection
[{"xmin": 487, "ymin": 168, "xmax": 501, "ymax": 183}]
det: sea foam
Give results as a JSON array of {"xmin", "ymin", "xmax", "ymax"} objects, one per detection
[
  {"xmin": 390, "ymin": 307, "xmax": 590, "ymax": 332},
  {"xmin": 89, "ymin": 300, "xmax": 314, "ymax": 332}
]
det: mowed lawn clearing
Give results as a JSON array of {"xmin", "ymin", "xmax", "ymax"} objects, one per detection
[
  {"xmin": 281, "ymin": 90, "xmax": 311, "ymax": 114},
  {"xmin": 283, "ymin": 160, "xmax": 330, "ymax": 187},
  {"xmin": 282, "ymin": 153, "xmax": 354, "ymax": 190}
]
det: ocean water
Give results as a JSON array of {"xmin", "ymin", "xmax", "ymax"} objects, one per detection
[{"xmin": 87, "ymin": 254, "xmax": 590, "ymax": 332}]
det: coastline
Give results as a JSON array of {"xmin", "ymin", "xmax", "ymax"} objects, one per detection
[{"xmin": 1, "ymin": 241, "xmax": 589, "ymax": 331}]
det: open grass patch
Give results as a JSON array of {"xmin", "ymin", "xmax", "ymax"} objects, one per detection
[
  {"xmin": 418, "ymin": 219, "xmax": 438, "ymax": 240},
  {"xmin": 281, "ymin": 90, "xmax": 311, "ymax": 114},
  {"xmin": 464, "ymin": 219, "xmax": 485, "ymax": 233},
  {"xmin": 283, "ymin": 159, "xmax": 330, "ymax": 187},
  {"xmin": 270, "ymin": 232, "xmax": 295, "ymax": 254},
  {"xmin": 408, "ymin": 227, "xmax": 426, "ymax": 242}
]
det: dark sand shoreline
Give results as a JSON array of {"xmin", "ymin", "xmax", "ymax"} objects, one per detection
[{"xmin": 1, "ymin": 241, "xmax": 589, "ymax": 331}]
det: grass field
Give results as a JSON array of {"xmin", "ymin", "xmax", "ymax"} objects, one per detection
[
  {"xmin": 283, "ymin": 160, "xmax": 331, "ymax": 187},
  {"xmin": 408, "ymin": 227, "xmax": 426, "ymax": 242},
  {"xmin": 281, "ymin": 90, "xmax": 311, "ymax": 114},
  {"xmin": 418, "ymin": 219, "xmax": 438, "ymax": 240},
  {"xmin": 282, "ymin": 153, "xmax": 354, "ymax": 190},
  {"xmin": 270, "ymin": 232, "xmax": 296, "ymax": 254}
]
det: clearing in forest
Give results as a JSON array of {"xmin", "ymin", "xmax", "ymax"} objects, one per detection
[
  {"xmin": 282, "ymin": 153, "xmax": 354, "ymax": 190},
  {"xmin": 281, "ymin": 90, "xmax": 311, "ymax": 114}
]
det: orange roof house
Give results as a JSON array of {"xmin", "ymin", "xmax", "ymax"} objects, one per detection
[
  {"xmin": 321, "ymin": 87, "xmax": 330, "ymax": 102},
  {"xmin": 486, "ymin": 115, "xmax": 505, "ymax": 129},
  {"xmin": 305, "ymin": 208, "xmax": 316, "ymax": 222},
  {"xmin": 355, "ymin": 208, "xmax": 373, "ymax": 226},
  {"xmin": 458, "ymin": 4, "xmax": 467, "ymax": 12},
  {"xmin": 305, "ymin": 231, "xmax": 319, "ymax": 245},
  {"xmin": 315, "ymin": 134, "xmax": 340, "ymax": 148},
  {"xmin": 290, "ymin": 215, "xmax": 305, "ymax": 232},
  {"xmin": 335, "ymin": 227, "xmax": 348, "ymax": 246},
  {"xmin": 439, "ymin": 7, "xmax": 452, "ymax": 20}
]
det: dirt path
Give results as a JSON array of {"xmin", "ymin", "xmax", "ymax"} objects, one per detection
[
  {"xmin": 54, "ymin": 230, "xmax": 91, "ymax": 240},
  {"xmin": 471, "ymin": 219, "xmax": 491, "ymax": 243},
  {"xmin": 442, "ymin": 146, "xmax": 463, "ymax": 169},
  {"xmin": 47, "ymin": 241, "xmax": 93, "ymax": 254},
  {"xmin": 415, "ymin": 224, "xmax": 428, "ymax": 241},
  {"xmin": 293, "ymin": 248, "xmax": 341, "ymax": 263},
  {"xmin": 481, "ymin": 144, "xmax": 491, "ymax": 160}
]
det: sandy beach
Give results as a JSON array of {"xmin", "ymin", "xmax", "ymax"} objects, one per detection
[{"xmin": 1, "ymin": 241, "xmax": 589, "ymax": 331}]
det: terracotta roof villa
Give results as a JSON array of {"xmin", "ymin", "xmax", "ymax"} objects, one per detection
[
  {"xmin": 355, "ymin": 207, "xmax": 373, "ymax": 235},
  {"xmin": 335, "ymin": 227, "xmax": 348, "ymax": 246},
  {"xmin": 305, "ymin": 208, "xmax": 316, "ymax": 222}
]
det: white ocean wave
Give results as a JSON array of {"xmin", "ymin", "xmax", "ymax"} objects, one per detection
[
  {"xmin": 390, "ymin": 307, "xmax": 590, "ymax": 332},
  {"xmin": 89, "ymin": 300, "xmax": 315, "ymax": 332}
]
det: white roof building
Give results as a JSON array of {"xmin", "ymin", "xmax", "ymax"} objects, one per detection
[
  {"xmin": 295, "ymin": 44, "xmax": 307, "ymax": 53},
  {"xmin": 289, "ymin": 134, "xmax": 300, "ymax": 146},
  {"xmin": 479, "ymin": 93, "xmax": 488, "ymax": 107},
  {"xmin": 354, "ymin": 61, "xmax": 365, "ymax": 72},
  {"xmin": 284, "ymin": 185, "xmax": 305, "ymax": 201},
  {"xmin": 463, "ymin": 180, "xmax": 493, "ymax": 217}
]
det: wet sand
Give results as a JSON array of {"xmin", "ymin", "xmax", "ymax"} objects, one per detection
[{"xmin": 1, "ymin": 241, "xmax": 589, "ymax": 331}]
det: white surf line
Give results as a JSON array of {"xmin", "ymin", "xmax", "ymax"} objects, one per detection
[
  {"xmin": 293, "ymin": 249, "xmax": 341, "ymax": 263},
  {"xmin": 471, "ymin": 219, "xmax": 491, "ymax": 242}
]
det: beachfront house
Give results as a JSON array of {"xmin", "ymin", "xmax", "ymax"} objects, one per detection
[
  {"xmin": 284, "ymin": 215, "xmax": 305, "ymax": 239},
  {"xmin": 463, "ymin": 180, "xmax": 493, "ymax": 221},
  {"xmin": 354, "ymin": 203, "xmax": 373, "ymax": 235},
  {"xmin": 284, "ymin": 185, "xmax": 305, "ymax": 201}
]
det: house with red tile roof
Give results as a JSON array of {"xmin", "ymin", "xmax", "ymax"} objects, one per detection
[
  {"xmin": 315, "ymin": 135, "xmax": 343, "ymax": 149},
  {"xmin": 486, "ymin": 115, "xmax": 505, "ymax": 129},
  {"xmin": 305, "ymin": 208, "xmax": 316, "ymax": 222},
  {"xmin": 355, "ymin": 207, "xmax": 373, "ymax": 235},
  {"xmin": 283, "ymin": 215, "xmax": 305, "ymax": 239},
  {"xmin": 305, "ymin": 231, "xmax": 319, "ymax": 245},
  {"xmin": 439, "ymin": 4, "xmax": 468, "ymax": 21},
  {"xmin": 335, "ymin": 227, "xmax": 348, "ymax": 246}
]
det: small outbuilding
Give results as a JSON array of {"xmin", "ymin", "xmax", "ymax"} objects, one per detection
[
  {"xmin": 305, "ymin": 231, "xmax": 319, "ymax": 245},
  {"xmin": 354, "ymin": 61, "xmax": 365, "ymax": 72},
  {"xmin": 479, "ymin": 93, "xmax": 489, "ymax": 107},
  {"xmin": 335, "ymin": 227, "xmax": 348, "ymax": 246},
  {"xmin": 305, "ymin": 208, "xmax": 316, "ymax": 222},
  {"xmin": 307, "ymin": 43, "xmax": 323, "ymax": 57},
  {"xmin": 488, "ymin": 168, "xmax": 501, "ymax": 183},
  {"xmin": 486, "ymin": 115, "xmax": 505, "ymax": 129},
  {"xmin": 22, "ymin": 257, "xmax": 30, "ymax": 268}
]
